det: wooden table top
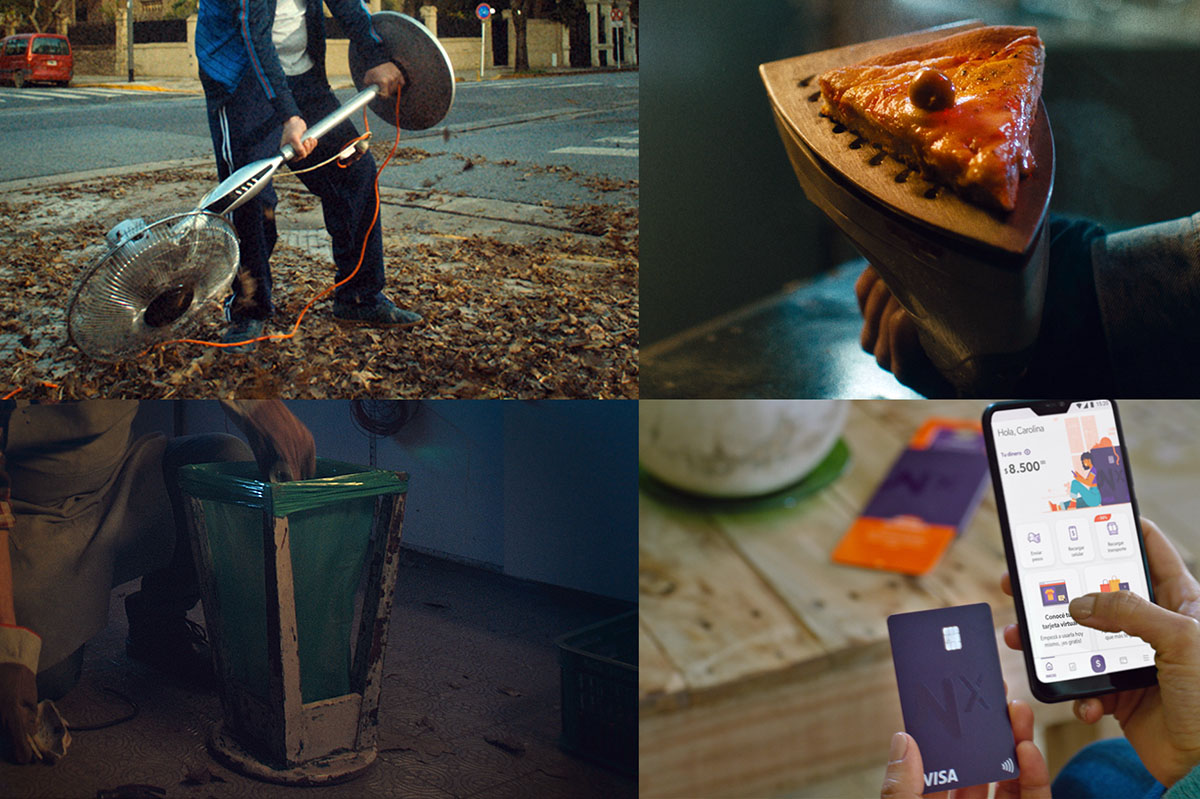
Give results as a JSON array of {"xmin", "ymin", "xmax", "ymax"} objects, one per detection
[{"xmin": 639, "ymin": 400, "xmax": 1200, "ymax": 713}]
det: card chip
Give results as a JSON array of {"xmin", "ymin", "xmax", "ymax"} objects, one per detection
[{"xmin": 943, "ymin": 625, "xmax": 962, "ymax": 650}]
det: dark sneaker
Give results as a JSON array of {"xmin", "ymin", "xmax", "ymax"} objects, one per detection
[
  {"xmin": 125, "ymin": 593, "xmax": 214, "ymax": 688},
  {"xmin": 333, "ymin": 297, "xmax": 422, "ymax": 328},
  {"xmin": 220, "ymin": 317, "xmax": 266, "ymax": 353}
]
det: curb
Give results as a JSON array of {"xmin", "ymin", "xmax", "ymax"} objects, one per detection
[
  {"xmin": 497, "ymin": 66, "xmax": 638, "ymax": 81},
  {"xmin": 72, "ymin": 82, "xmax": 200, "ymax": 93}
]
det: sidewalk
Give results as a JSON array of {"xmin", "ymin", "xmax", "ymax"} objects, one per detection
[{"xmin": 71, "ymin": 64, "xmax": 637, "ymax": 94}]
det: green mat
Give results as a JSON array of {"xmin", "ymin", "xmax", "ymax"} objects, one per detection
[{"xmin": 639, "ymin": 438, "xmax": 850, "ymax": 514}]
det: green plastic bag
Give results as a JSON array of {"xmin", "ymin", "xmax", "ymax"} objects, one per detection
[{"xmin": 179, "ymin": 460, "xmax": 408, "ymax": 704}]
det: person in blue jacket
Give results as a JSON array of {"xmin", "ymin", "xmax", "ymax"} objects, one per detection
[{"xmin": 195, "ymin": 0, "xmax": 416, "ymax": 351}]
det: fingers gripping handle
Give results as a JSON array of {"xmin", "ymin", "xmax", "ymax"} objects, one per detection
[{"xmin": 278, "ymin": 86, "xmax": 380, "ymax": 162}]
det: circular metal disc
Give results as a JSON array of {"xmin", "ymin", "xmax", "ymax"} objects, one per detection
[
  {"xmin": 349, "ymin": 12, "xmax": 456, "ymax": 130},
  {"xmin": 66, "ymin": 212, "xmax": 239, "ymax": 361}
]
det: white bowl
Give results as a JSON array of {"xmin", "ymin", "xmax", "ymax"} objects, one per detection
[{"xmin": 640, "ymin": 400, "xmax": 848, "ymax": 498}]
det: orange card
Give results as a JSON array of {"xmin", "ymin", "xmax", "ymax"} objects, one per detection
[{"xmin": 832, "ymin": 419, "xmax": 988, "ymax": 576}]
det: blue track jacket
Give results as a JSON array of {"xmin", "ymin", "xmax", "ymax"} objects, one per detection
[{"xmin": 196, "ymin": 0, "xmax": 390, "ymax": 123}]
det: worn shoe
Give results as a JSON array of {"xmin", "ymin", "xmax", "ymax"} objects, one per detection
[
  {"xmin": 125, "ymin": 593, "xmax": 214, "ymax": 688},
  {"xmin": 333, "ymin": 297, "xmax": 422, "ymax": 328},
  {"xmin": 220, "ymin": 317, "xmax": 266, "ymax": 353}
]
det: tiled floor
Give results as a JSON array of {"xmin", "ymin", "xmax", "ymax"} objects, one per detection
[{"xmin": 1, "ymin": 551, "xmax": 635, "ymax": 798}]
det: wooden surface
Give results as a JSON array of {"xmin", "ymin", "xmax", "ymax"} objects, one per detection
[
  {"xmin": 639, "ymin": 400, "xmax": 1200, "ymax": 799},
  {"xmin": 759, "ymin": 21, "xmax": 1054, "ymax": 257}
]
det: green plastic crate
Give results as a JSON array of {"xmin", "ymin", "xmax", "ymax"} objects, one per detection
[{"xmin": 557, "ymin": 610, "xmax": 637, "ymax": 776}]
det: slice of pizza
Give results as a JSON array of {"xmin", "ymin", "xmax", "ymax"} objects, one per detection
[{"xmin": 818, "ymin": 26, "xmax": 1045, "ymax": 213}]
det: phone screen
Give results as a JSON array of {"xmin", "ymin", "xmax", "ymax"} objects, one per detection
[{"xmin": 986, "ymin": 400, "xmax": 1155, "ymax": 689}]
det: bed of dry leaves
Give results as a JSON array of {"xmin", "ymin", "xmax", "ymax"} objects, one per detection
[{"xmin": 0, "ymin": 160, "xmax": 638, "ymax": 399}]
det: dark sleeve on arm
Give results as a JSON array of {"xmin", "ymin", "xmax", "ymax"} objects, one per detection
[
  {"xmin": 325, "ymin": 0, "xmax": 391, "ymax": 69},
  {"xmin": 1091, "ymin": 212, "xmax": 1200, "ymax": 397},
  {"xmin": 1018, "ymin": 216, "xmax": 1113, "ymax": 397},
  {"xmin": 239, "ymin": 0, "xmax": 303, "ymax": 122}
]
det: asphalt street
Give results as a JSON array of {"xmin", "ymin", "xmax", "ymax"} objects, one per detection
[{"xmin": 0, "ymin": 71, "xmax": 638, "ymax": 207}]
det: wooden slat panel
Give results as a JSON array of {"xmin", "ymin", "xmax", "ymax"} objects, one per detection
[
  {"xmin": 639, "ymin": 398, "xmax": 1200, "ymax": 797},
  {"xmin": 638, "ymin": 496, "xmax": 825, "ymax": 699},
  {"xmin": 640, "ymin": 652, "xmax": 902, "ymax": 799},
  {"xmin": 715, "ymin": 491, "xmax": 941, "ymax": 657},
  {"xmin": 1116, "ymin": 401, "xmax": 1200, "ymax": 566},
  {"xmin": 638, "ymin": 621, "xmax": 685, "ymax": 712}
]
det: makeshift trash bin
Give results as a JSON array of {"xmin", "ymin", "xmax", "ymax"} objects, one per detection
[{"xmin": 179, "ymin": 459, "xmax": 409, "ymax": 785}]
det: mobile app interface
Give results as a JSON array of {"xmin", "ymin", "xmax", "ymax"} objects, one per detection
[{"xmin": 990, "ymin": 401, "xmax": 1153, "ymax": 684}]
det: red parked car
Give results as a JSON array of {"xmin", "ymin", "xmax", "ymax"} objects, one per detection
[{"xmin": 0, "ymin": 33, "xmax": 74, "ymax": 87}]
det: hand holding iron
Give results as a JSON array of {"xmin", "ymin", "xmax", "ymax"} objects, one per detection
[
  {"xmin": 281, "ymin": 116, "xmax": 318, "ymax": 162},
  {"xmin": 1001, "ymin": 519, "xmax": 1200, "ymax": 787},
  {"xmin": 219, "ymin": 400, "xmax": 316, "ymax": 483},
  {"xmin": 363, "ymin": 60, "xmax": 404, "ymax": 99},
  {"xmin": 855, "ymin": 265, "xmax": 955, "ymax": 396},
  {"xmin": 881, "ymin": 699, "xmax": 1051, "ymax": 799}
]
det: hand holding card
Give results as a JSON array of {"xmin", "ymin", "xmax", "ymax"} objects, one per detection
[
  {"xmin": 880, "ymin": 702, "xmax": 1052, "ymax": 798},
  {"xmin": 886, "ymin": 603, "xmax": 1051, "ymax": 796}
]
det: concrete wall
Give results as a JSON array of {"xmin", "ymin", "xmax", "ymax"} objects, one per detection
[
  {"xmin": 504, "ymin": 15, "xmax": 569, "ymax": 70},
  {"xmin": 168, "ymin": 400, "xmax": 637, "ymax": 602},
  {"xmin": 133, "ymin": 40, "xmax": 197, "ymax": 77}
]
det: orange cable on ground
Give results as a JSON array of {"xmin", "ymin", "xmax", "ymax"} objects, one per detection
[{"xmin": 161, "ymin": 93, "xmax": 403, "ymax": 354}]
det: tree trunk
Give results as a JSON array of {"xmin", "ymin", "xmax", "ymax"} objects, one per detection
[{"xmin": 512, "ymin": 0, "xmax": 530, "ymax": 71}]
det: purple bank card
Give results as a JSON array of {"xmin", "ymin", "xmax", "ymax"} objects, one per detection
[
  {"xmin": 888, "ymin": 603, "xmax": 1017, "ymax": 794},
  {"xmin": 862, "ymin": 449, "xmax": 989, "ymax": 534}
]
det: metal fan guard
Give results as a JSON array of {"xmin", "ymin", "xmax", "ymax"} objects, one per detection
[
  {"xmin": 67, "ymin": 212, "xmax": 240, "ymax": 361},
  {"xmin": 351, "ymin": 399, "xmax": 420, "ymax": 437}
]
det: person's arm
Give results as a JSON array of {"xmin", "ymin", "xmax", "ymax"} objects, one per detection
[
  {"xmin": 1091, "ymin": 213, "xmax": 1200, "ymax": 396},
  {"xmin": 0, "ymin": 445, "xmax": 39, "ymax": 765},
  {"xmin": 219, "ymin": 400, "xmax": 316, "ymax": 483},
  {"xmin": 237, "ymin": 0, "xmax": 303, "ymax": 124},
  {"xmin": 323, "ymin": 0, "xmax": 404, "ymax": 97}
]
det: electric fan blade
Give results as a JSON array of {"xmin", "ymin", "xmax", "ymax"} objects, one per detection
[
  {"xmin": 350, "ymin": 12, "xmax": 456, "ymax": 129},
  {"xmin": 67, "ymin": 212, "xmax": 239, "ymax": 361}
]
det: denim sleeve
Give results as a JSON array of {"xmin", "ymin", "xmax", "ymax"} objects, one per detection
[
  {"xmin": 1090, "ymin": 213, "xmax": 1200, "ymax": 396},
  {"xmin": 1166, "ymin": 765, "xmax": 1200, "ymax": 799},
  {"xmin": 239, "ymin": 0, "xmax": 302, "ymax": 123}
]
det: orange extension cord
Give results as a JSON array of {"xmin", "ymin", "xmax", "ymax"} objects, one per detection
[{"xmin": 5, "ymin": 91, "xmax": 403, "ymax": 400}]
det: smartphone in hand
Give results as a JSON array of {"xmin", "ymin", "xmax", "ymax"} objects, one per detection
[{"xmin": 982, "ymin": 399, "xmax": 1158, "ymax": 702}]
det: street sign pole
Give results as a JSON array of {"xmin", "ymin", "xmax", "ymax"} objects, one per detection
[
  {"xmin": 126, "ymin": 0, "xmax": 133, "ymax": 82},
  {"xmin": 475, "ymin": 4, "xmax": 493, "ymax": 81}
]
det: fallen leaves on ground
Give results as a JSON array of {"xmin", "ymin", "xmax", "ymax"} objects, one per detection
[{"xmin": 0, "ymin": 166, "xmax": 638, "ymax": 399}]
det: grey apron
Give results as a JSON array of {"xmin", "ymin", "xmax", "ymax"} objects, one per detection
[{"xmin": 5, "ymin": 401, "xmax": 171, "ymax": 672}]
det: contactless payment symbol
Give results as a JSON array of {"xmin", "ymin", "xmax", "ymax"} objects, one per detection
[
  {"xmin": 1100, "ymin": 577, "xmax": 1130, "ymax": 593},
  {"xmin": 1039, "ymin": 580, "xmax": 1069, "ymax": 606}
]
